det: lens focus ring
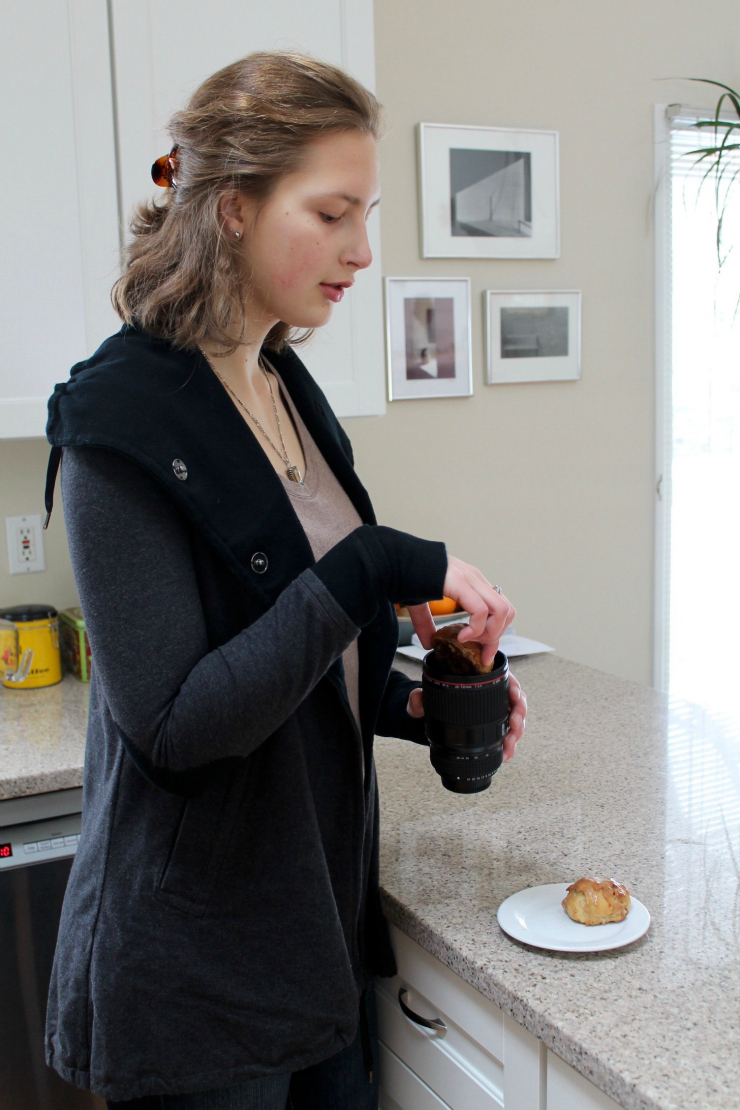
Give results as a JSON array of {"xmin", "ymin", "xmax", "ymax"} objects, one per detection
[{"xmin": 422, "ymin": 674, "xmax": 509, "ymax": 726}]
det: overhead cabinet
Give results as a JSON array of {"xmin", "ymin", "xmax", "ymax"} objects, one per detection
[
  {"xmin": 2, "ymin": 0, "xmax": 385, "ymax": 439},
  {"xmin": 0, "ymin": 0, "xmax": 120, "ymax": 438}
]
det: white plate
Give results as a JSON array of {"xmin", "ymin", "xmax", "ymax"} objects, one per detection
[
  {"xmin": 398, "ymin": 630, "xmax": 554, "ymax": 662},
  {"xmin": 497, "ymin": 883, "xmax": 651, "ymax": 953}
]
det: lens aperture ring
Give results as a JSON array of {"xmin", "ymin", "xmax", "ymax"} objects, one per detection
[{"xmin": 429, "ymin": 745, "xmax": 502, "ymax": 780}]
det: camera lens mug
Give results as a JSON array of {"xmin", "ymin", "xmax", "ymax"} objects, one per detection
[{"xmin": 421, "ymin": 650, "xmax": 510, "ymax": 793}]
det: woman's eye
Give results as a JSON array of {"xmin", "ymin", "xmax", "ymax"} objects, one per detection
[{"xmin": 320, "ymin": 212, "xmax": 341, "ymax": 223}]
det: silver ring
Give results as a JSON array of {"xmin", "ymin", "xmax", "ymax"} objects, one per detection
[{"xmin": 494, "ymin": 585, "xmax": 502, "ymax": 594}]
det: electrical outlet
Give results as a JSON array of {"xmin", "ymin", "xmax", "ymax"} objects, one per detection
[{"xmin": 6, "ymin": 515, "xmax": 46, "ymax": 575}]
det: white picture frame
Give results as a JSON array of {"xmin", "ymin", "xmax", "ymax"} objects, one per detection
[
  {"xmin": 485, "ymin": 290, "xmax": 581, "ymax": 384},
  {"xmin": 418, "ymin": 123, "xmax": 560, "ymax": 259},
  {"xmin": 385, "ymin": 277, "xmax": 472, "ymax": 400}
]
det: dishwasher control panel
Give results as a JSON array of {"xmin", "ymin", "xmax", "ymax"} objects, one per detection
[{"xmin": 0, "ymin": 811, "xmax": 82, "ymax": 871}]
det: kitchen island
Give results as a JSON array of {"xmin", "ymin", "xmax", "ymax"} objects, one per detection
[
  {"xmin": 377, "ymin": 653, "xmax": 740, "ymax": 1110},
  {"xmin": 1, "ymin": 656, "xmax": 738, "ymax": 1110}
]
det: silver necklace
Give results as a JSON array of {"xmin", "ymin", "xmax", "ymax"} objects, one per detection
[{"xmin": 199, "ymin": 348, "xmax": 303, "ymax": 483}]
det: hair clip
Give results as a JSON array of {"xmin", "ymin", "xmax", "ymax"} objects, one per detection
[{"xmin": 151, "ymin": 145, "xmax": 179, "ymax": 188}]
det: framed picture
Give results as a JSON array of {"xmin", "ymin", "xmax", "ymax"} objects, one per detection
[
  {"xmin": 418, "ymin": 123, "xmax": 559, "ymax": 259},
  {"xmin": 485, "ymin": 290, "xmax": 581, "ymax": 384},
  {"xmin": 385, "ymin": 277, "xmax": 472, "ymax": 400}
]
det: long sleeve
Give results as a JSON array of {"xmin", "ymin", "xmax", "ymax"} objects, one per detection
[
  {"xmin": 376, "ymin": 668, "xmax": 427, "ymax": 745},
  {"xmin": 62, "ymin": 447, "xmax": 445, "ymax": 772}
]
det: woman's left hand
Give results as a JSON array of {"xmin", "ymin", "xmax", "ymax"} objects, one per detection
[{"xmin": 406, "ymin": 670, "xmax": 527, "ymax": 763}]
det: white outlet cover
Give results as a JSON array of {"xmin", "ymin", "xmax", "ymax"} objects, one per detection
[{"xmin": 6, "ymin": 514, "xmax": 46, "ymax": 575}]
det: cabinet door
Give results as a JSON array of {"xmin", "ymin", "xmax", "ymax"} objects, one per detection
[
  {"xmin": 379, "ymin": 925, "xmax": 546, "ymax": 1110},
  {"xmin": 547, "ymin": 1051, "xmax": 621, "ymax": 1110},
  {"xmin": 0, "ymin": 0, "xmax": 120, "ymax": 437},
  {"xmin": 109, "ymin": 0, "xmax": 385, "ymax": 418}
]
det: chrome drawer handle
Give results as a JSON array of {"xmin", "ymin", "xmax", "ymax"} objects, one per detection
[{"xmin": 398, "ymin": 987, "xmax": 447, "ymax": 1038}]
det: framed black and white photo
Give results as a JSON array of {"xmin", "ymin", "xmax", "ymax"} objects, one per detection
[
  {"xmin": 486, "ymin": 290, "xmax": 581, "ymax": 384},
  {"xmin": 418, "ymin": 123, "xmax": 559, "ymax": 259},
  {"xmin": 385, "ymin": 277, "xmax": 472, "ymax": 400}
]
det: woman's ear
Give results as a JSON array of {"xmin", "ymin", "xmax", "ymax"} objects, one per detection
[{"xmin": 218, "ymin": 192, "xmax": 249, "ymax": 240}]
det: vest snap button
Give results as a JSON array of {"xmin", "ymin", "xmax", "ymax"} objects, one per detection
[
  {"xmin": 172, "ymin": 459, "xmax": 188, "ymax": 481},
  {"xmin": 251, "ymin": 552, "xmax": 268, "ymax": 574}
]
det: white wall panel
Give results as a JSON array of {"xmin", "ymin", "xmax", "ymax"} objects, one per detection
[{"xmin": 110, "ymin": 0, "xmax": 385, "ymax": 417}]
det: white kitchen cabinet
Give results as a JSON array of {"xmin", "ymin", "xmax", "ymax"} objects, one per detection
[
  {"xmin": 109, "ymin": 0, "xmax": 385, "ymax": 419},
  {"xmin": 378, "ymin": 924, "xmax": 621, "ymax": 1110},
  {"xmin": 2, "ymin": 0, "xmax": 384, "ymax": 439},
  {"xmin": 546, "ymin": 1051, "xmax": 621, "ymax": 1110},
  {"xmin": 1, "ymin": 0, "xmax": 120, "ymax": 438}
]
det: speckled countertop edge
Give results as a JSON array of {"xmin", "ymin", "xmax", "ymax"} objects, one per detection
[{"xmin": 0, "ymin": 767, "xmax": 84, "ymax": 801}]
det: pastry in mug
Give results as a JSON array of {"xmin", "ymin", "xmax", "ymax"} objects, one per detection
[
  {"xmin": 431, "ymin": 624, "xmax": 494, "ymax": 676},
  {"xmin": 562, "ymin": 877, "xmax": 631, "ymax": 925}
]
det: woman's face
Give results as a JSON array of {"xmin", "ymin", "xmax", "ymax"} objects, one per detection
[{"xmin": 234, "ymin": 130, "xmax": 380, "ymax": 330}]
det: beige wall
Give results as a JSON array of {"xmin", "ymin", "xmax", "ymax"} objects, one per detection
[
  {"xmin": 0, "ymin": 439, "xmax": 77, "ymax": 612},
  {"xmin": 342, "ymin": 0, "xmax": 740, "ymax": 684},
  {"xmin": 3, "ymin": 1, "xmax": 739, "ymax": 682}
]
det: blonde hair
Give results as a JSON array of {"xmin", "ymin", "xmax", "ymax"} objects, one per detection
[{"xmin": 112, "ymin": 52, "xmax": 381, "ymax": 353}]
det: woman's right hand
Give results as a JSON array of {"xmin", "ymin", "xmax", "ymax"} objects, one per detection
[{"xmin": 407, "ymin": 556, "xmax": 516, "ymax": 669}]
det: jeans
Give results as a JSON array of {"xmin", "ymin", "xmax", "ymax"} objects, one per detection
[{"xmin": 107, "ymin": 984, "xmax": 378, "ymax": 1110}]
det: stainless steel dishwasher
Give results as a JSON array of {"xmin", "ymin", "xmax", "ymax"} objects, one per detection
[{"xmin": 0, "ymin": 787, "xmax": 104, "ymax": 1110}]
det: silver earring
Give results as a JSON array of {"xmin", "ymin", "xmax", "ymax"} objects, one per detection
[{"xmin": 232, "ymin": 228, "xmax": 241, "ymax": 240}]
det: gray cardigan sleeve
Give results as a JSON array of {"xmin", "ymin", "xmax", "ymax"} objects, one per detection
[
  {"xmin": 61, "ymin": 446, "xmax": 361, "ymax": 772},
  {"xmin": 62, "ymin": 447, "xmax": 447, "ymax": 774}
]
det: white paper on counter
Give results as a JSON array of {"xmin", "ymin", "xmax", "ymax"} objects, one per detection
[{"xmin": 397, "ymin": 628, "xmax": 554, "ymax": 662}]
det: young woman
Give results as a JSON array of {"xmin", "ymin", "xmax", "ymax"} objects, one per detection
[{"xmin": 44, "ymin": 52, "xmax": 527, "ymax": 1110}]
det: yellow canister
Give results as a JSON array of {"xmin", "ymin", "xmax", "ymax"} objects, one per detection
[{"xmin": 0, "ymin": 605, "xmax": 62, "ymax": 689}]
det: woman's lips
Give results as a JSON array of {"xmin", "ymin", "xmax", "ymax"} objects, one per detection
[{"xmin": 320, "ymin": 283, "xmax": 347, "ymax": 303}]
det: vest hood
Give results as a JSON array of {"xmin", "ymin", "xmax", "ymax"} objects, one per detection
[{"xmin": 46, "ymin": 325, "xmax": 375, "ymax": 606}]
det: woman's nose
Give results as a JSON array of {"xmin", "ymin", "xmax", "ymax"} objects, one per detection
[{"xmin": 342, "ymin": 221, "xmax": 373, "ymax": 271}]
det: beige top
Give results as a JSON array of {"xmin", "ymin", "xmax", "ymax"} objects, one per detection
[{"xmin": 268, "ymin": 365, "xmax": 363, "ymax": 734}]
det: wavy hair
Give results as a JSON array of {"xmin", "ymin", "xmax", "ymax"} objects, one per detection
[{"xmin": 111, "ymin": 52, "xmax": 381, "ymax": 353}]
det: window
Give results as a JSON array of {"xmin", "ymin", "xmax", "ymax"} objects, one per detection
[{"xmin": 655, "ymin": 105, "xmax": 740, "ymax": 722}]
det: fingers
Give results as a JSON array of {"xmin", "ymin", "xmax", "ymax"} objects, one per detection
[
  {"xmin": 480, "ymin": 639, "xmax": 500, "ymax": 669},
  {"xmin": 458, "ymin": 593, "xmax": 515, "ymax": 643},
  {"xmin": 406, "ymin": 687, "xmax": 424, "ymax": 718},
  {"xmin": 407, "ymin": 602, "xmax": 436, "ymax": 650},
  {"xmin": 503, "ymin": 672, "xmax": 527, "ymax": 762},
  {"xmin": 502, "ymin": 733, "xmax": 518, "ymax": 762}
]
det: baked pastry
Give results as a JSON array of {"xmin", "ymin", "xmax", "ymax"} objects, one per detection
[
  {"xmin": 431, "ymin": 624, "xmax": 493, "ymax": 676},
  {"xmin": 562, "ymin": 877, "xmax": 631, "ymax": 925}
]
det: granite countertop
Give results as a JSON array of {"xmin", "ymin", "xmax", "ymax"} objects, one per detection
[
  {"xmin": 1, "ymin": 659, "xmax": 738, "ymax": 1109},
  {"xmin": 378, "ymin": 653, "xmax": 740, "ymax": 1110},
  {"xmin": 0, "ymin": 674, "xmax": 88, "ymax": 800}
]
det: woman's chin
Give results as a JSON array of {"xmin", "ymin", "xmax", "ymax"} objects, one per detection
[{"xmin": 281, "ymin": 304, "xmax": 334, "ymax": 330}]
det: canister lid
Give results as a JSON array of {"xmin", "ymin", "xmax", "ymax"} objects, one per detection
[{"xmin": 0, "ymin": 604, "xmax": 58, "ymax": 623}]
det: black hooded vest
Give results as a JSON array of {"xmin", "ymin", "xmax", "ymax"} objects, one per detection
[{"xmin": 43, "ymin": 326, "xmax": 434, "ymax": 1101}]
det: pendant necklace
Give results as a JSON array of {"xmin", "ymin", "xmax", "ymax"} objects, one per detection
[{"xmin": 199, "ymin": 348, "xmax": 303, "ymax": 483}]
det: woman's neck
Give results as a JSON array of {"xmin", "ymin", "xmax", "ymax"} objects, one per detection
[
  {"xmin": 200, "ymin": 341, "xmax": 262, "ymax": 390},
  {"xmin": 199, "ymin": 312, "xmax": 276, "ymax": 393}
]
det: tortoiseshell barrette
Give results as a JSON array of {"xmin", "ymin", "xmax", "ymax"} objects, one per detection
[{"xmin": 151, "ymin": 145, "xmax": 179, "ymax": 188}]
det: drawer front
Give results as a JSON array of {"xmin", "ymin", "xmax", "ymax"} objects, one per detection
[
  {"xmin": 381, "ymin": 926, "xmax": 547, "ymax": 1110},
  {"xmin": 379, "ymin": 1042, "xmax": 452, "ymax": 1110},
  {"xmin": 376, "ymin": 978, "xmax": 504, "ymax": 1110},
  {"xmin": 389, "ymin": 925, "xmax": 504, "ymax": 1061}
]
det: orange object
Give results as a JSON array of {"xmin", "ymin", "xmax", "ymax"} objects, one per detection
[{"xmin": 428, "ymin": 597, "xmax": 457, "ymax": 616}]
